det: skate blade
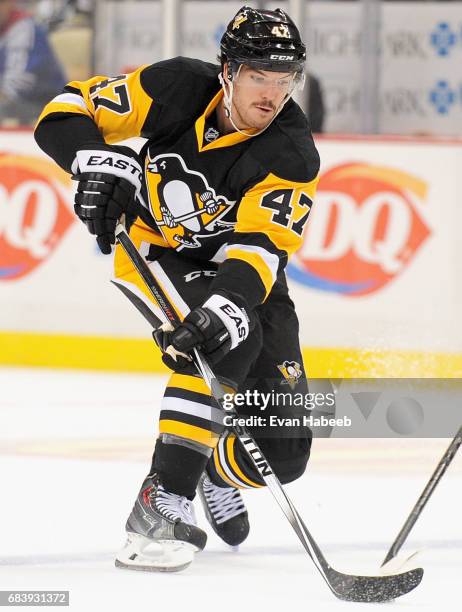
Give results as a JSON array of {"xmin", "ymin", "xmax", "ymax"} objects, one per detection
[{"xmin": 115, "ymin": 532, "xmax": 196, "ymax": 572}]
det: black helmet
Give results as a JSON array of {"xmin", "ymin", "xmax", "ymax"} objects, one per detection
[{"xmin": 220, "ymin": 6, "xmax": 306, "ymax": 74}]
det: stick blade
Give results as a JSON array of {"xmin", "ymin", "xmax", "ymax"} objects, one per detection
[
  {"xmin": 328, "ymin": 567, "xmax": 424, "ymax": 602},
  {"xmin": 380, "ymin": 550, "xmax": 423, "ymax": 575},
  {"xmin": 111, "ymin": 280, "xmax": 162, "ymax": 329}
]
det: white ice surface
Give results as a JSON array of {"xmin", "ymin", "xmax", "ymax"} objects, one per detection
[{"xmin": 0, "ymin": 368, "xmax": 460, "ymax": 612}]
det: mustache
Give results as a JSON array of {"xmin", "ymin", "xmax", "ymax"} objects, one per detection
[{"xmin": 253, "ymin": 101, "xmax": 276, "ymax": 111}]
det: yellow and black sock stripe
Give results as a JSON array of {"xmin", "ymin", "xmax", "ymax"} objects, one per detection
[
  {"xmin": 167, "ymin": 372, "xmax": 236, "ymax": 397},
  {"xmin": 209, "ymin": 432, "xmax": 264, "ymax": 489},
  {"xmin": 159, "ymin": 373, "xmax": 234, "ymax": 450}
]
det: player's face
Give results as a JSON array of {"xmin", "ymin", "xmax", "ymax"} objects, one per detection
[{"xmin": 230, "ymin": 65, "xmax": 294, "ymax": 130}]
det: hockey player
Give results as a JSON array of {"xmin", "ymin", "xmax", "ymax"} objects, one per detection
[{"xmin": 34, "ymin": 6, "xmax": 320, "ymax": 571}]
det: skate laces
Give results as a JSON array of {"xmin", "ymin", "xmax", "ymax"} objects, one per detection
[
  {"xmin": 155, "ymin": 485, "xmax": 197, "ymax": 526},
  {"xmin": 202, "ymin": 476, "xmax": 245, "ymax": 525}
]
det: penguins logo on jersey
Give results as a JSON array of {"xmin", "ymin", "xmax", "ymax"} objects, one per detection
[
  {"xmin": 146, "ymin": 153, "xmax": 235, "ymax": 250},
  {"xmin": 277, "ymin": 360, "xmax": 303, "ymax": 389}
]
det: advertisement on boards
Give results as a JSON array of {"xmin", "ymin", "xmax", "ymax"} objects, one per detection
[
  {"xmin": 93, "ymin": 2, "xmax": 462, "ymax": 136},
  {"xmin": 1, "ymin": 132, "xmax": 461, "ymax": 358}
]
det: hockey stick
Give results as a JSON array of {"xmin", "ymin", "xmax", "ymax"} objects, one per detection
[
  {"xmin": 381, "ymin": 425, "xmax": 462, "ymax": 568},
  {"xmin": 113, "ymin": 223, "xmax": 423, "ymax": 603},
  {"xmin": 157, "ymin": 205, "xmax": 217, "ymax": 227}
]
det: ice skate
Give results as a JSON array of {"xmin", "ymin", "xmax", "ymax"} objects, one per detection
[
  {"xmin": 116, "ymin": 472, "xmax": 207, "ymax": 572},
  {"xmin": 197, "ymin": 472, "xmax": 249, "ymax": 547}
]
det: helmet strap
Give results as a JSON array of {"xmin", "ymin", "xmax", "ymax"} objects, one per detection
[{"xmin": 219, "ymin": 64, "xmax": 254, "ymax": 136}]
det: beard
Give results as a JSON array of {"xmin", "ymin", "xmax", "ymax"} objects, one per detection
[{"xmin": 232, "ymin": 100, "xmax": 277, "ymax": 130}]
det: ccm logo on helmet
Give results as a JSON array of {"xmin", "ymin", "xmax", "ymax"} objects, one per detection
[{"xmin": 269, "ymin": 54, "xmax": 295, "ymax": 60}]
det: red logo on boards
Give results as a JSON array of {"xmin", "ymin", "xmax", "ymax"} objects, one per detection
[
  {"xmin": 288, "ymin": 163, "xmax": 432, "ymax": 296},
  {"xmin": 0, "ymin": 154, "xmax": 74, "ymax": 281}
]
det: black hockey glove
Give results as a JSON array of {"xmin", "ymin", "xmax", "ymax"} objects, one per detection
[
  {"xmin": 153, "ymin": 292, "xmax": 253, "ymax": 372},
  {"xmin": 72, "ymin": 145, "xmax": 143, "ymax": 254}
]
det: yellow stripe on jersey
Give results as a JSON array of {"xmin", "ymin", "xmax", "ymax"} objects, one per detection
[
  {"xmin": 225, "ymin": 247, "xmax": 275, "ymax": 299},
  {"xmin": 195, "ymin": 90, "xmax": 257, "ymax": 153},
  {"xmin": 159, "ymin": 420, "xmax": 218, "ymax": 449},
  {"xmin": 226, "ymin": 434, "xmax": 263, "ymax": 488},
  {"xmin": 113, "ymin": 221, "xmax": 188, "ymax": 322},
  {"xmin": 113, "ymin": 261, "xmax": 186, "ymax": 323},
  {"xmin": 236, "ymin": 172, "xmax": 319, "ymax": 254},
  {"xmin": 37, "ymin": 65, "xmax": 153, "ymax": 144},
  {"xmin": 168, "ymin": 372, "xmax": 236, "ymax": 396},
  {"xmin": 36, "ymin": 101, "xmax": 91, "ymax": 125},
  {"xmin": 227, "ymin": 172, "xmax": 319, "ymax": 295},
  {"xmin": 130, "ymin": 218, "xmax": 169, "ymax": 247},
  {"xmin": 114, "ymin": 220, "xmax": 169, "ymax": 278}
]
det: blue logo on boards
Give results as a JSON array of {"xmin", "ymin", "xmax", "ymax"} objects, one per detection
[
  {"xmin": 429, "ymin": 80, "xmax": 456, "ymax": 114},
  {"xmin": 429, "ymin": 23, "xmax": 457, "ymax": 56},
  {"xmin": 0, "ymin": 265, "xmax": 25, "ymax": 278},
  {"xmin": 286, "ymin": 262, "xmax": 374, "ymax": 295}
]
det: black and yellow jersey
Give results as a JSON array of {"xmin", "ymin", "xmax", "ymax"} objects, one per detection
[{"xmin": 35, "ymin": 57, "xmax": 320, "ymax": 309}]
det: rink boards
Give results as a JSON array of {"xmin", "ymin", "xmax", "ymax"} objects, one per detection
[{"xmin": 1, "ymin": 130, "xmax": 462, "ymax": 376}]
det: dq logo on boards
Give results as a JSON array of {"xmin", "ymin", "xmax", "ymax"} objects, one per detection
[
  {"xmin": 287, "ymin": 163, "xmax": 431, "ymax": 296},
  {"xmin": 0, "ymin": 154, "xmax": 74, "ymax": 281}
]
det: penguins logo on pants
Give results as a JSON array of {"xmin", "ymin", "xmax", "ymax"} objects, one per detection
[
  {"xmin": 278, "ymin": 360, "xmax": 303, "ymax": 389},
  {"xmin": 146, "ymin": 153, "xmax": 235, "ymax": 250}
]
